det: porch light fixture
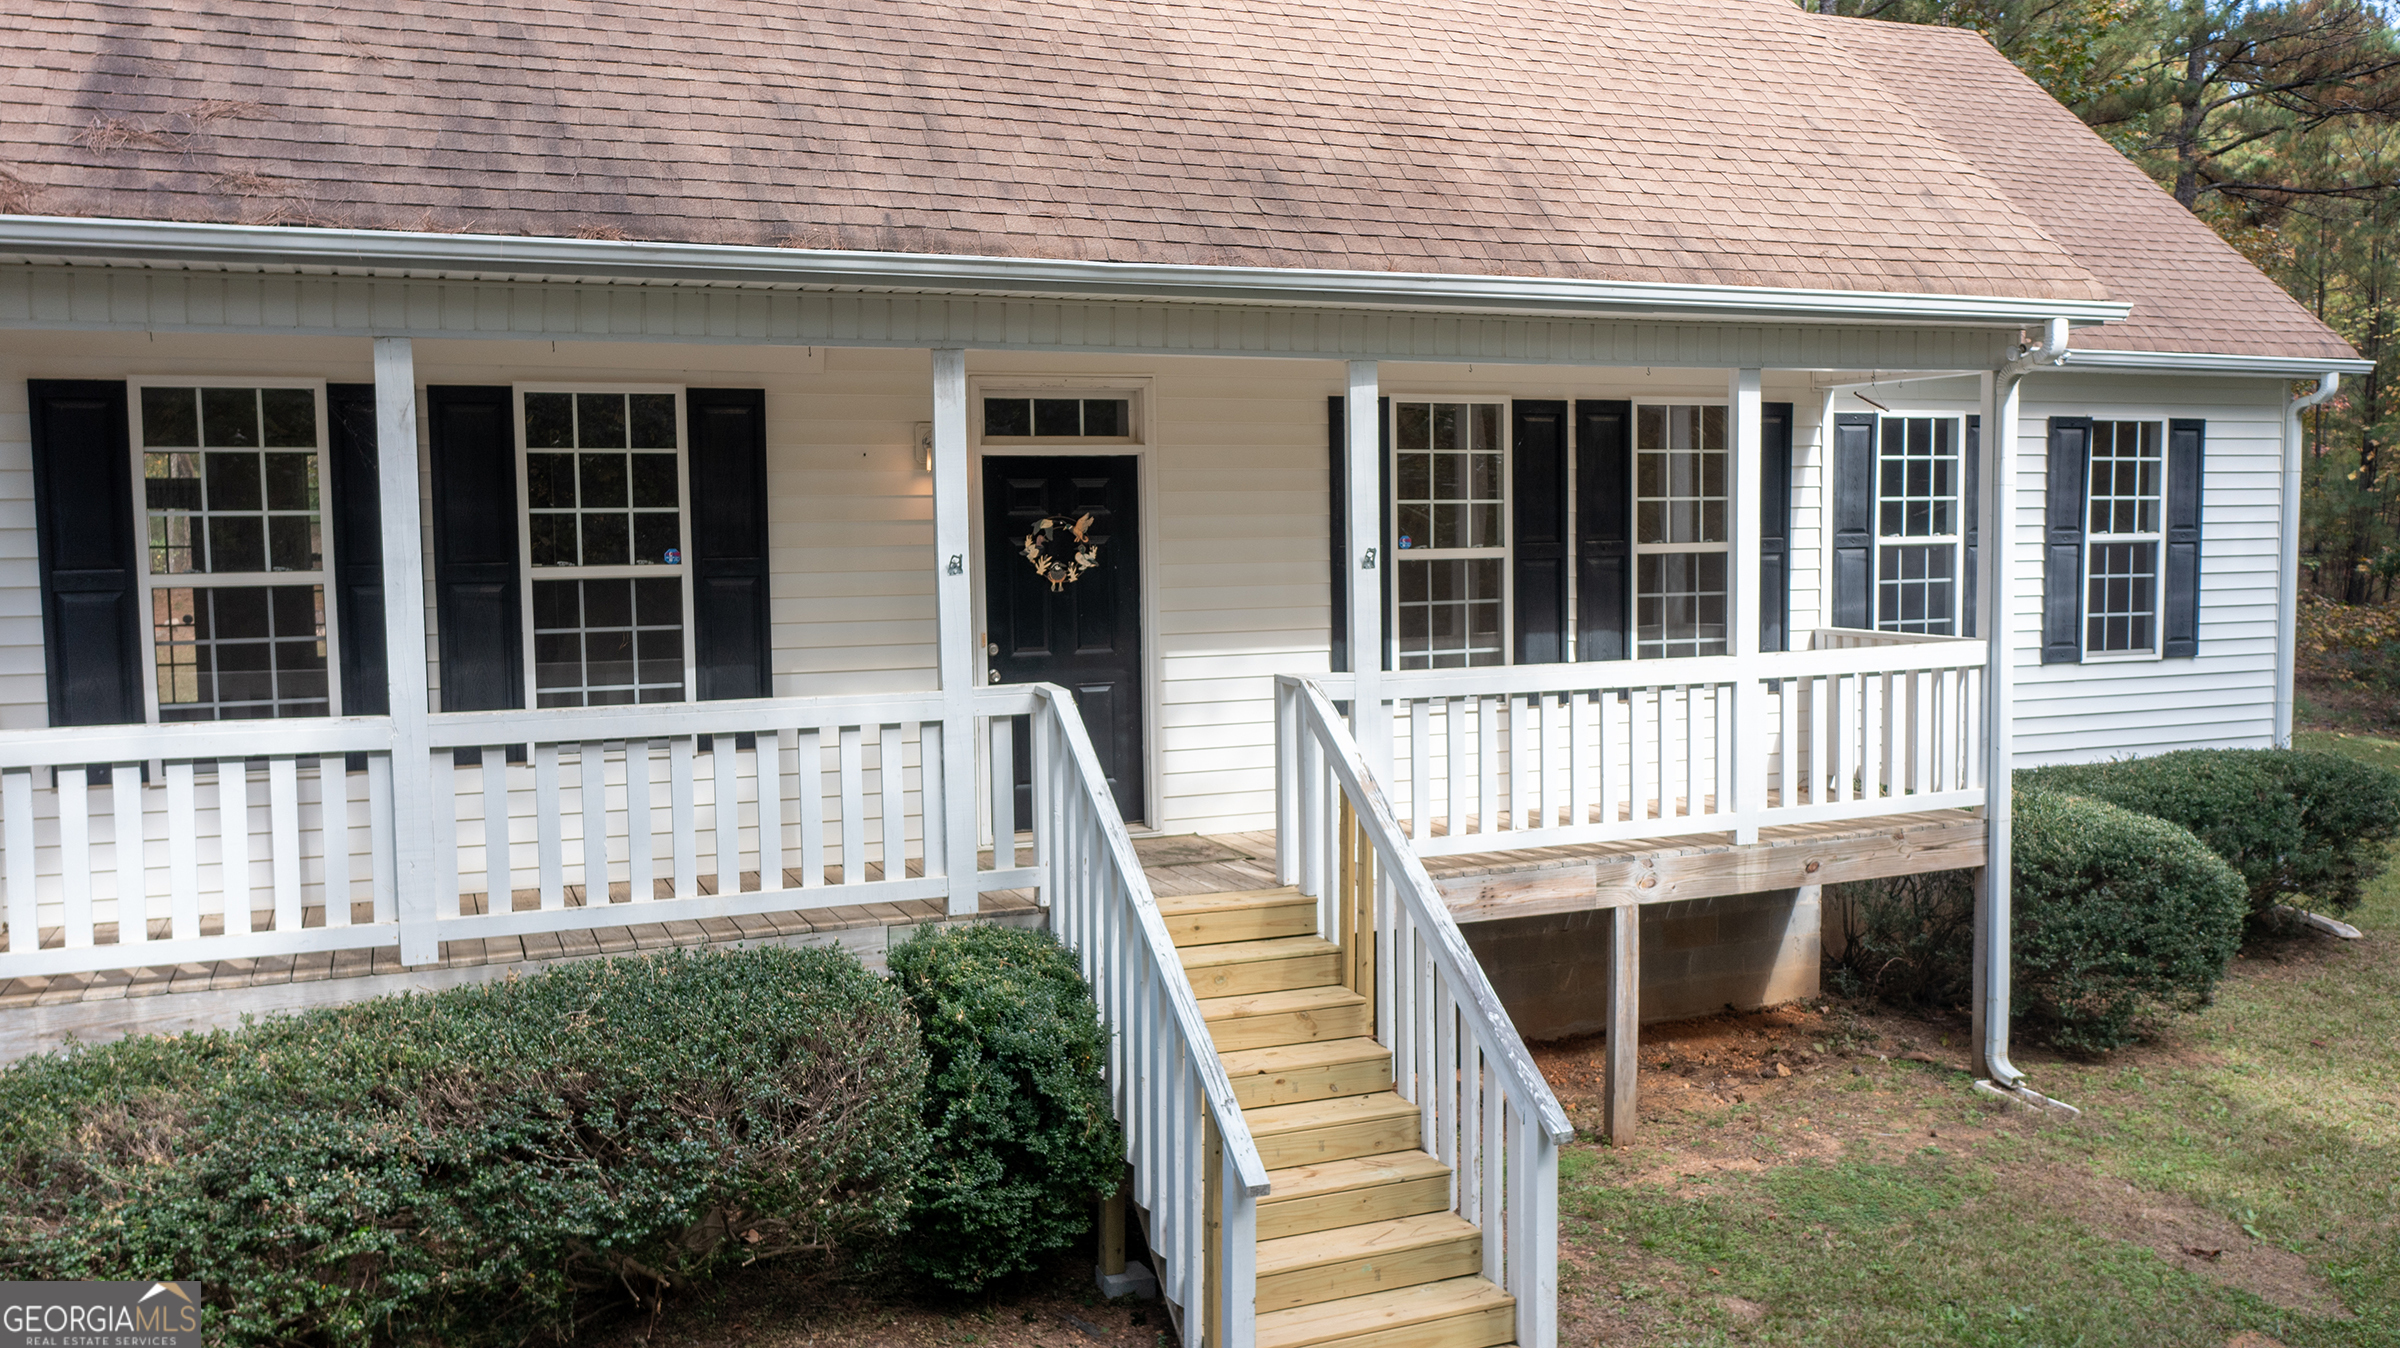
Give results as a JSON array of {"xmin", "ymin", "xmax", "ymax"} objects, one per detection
[{"xmin": 915, "ymin": 421, "xmax": 934, "ymax": 472}]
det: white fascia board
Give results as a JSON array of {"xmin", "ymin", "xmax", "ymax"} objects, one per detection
[
  {"xmin": 0, "ymin": 213, "xmax": 2132, "ymax": 328},
  {"xmin": 2054, "ymin": 347, "xmax": 2373, "ymax": 377}
]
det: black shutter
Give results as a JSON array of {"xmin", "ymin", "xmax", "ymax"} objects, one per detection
[
  {"xmin": 28, "ymin": 380, "xmax": 142, "ymax": 726},
  {"xmin": 1962, "ymin": 416, "xmax": 1980, "ymax": 640},
  {"xmin": 324, "ymin": 383, "xmax": 389, "ymax": 716},
  {"xmin": 1325, "ymin": 396, "xmax": 1391, "ymax": 673},
  {"xmin": 2042, "ymin": 416, "xmax": 2093, "ymax": 664},
  {"xmin": 1574, "ymin": 400, "xmax": 1633, "ymax": 661},
  {"xmin": 2162, "ymin": 418, "xmax": 2205, "ymax": 658},
  {"xmin": 1512, "ymin": 401, "xmax": 1569, "ymax": 663},
  {"xmin": 426, "ymin": 385, "xmax": 522, "ymax": 711},
  {"xmin": 687, "ymin": 389, "xmax": 772, "ymax": 700},
  {"xmin": 1760, "ymin": 402, "xmax": 1794, "ymax": 653},
  {"xmin": 1831, "ymin": 412, "xmax": 1876, "ymax": 631}
]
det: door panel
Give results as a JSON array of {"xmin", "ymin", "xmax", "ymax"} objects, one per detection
[{"xmin": 983, "ymin": 455, "xmax": 1144, "ymax": 826}]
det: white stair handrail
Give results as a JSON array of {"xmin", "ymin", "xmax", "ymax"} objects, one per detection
[{"xmin": 1018, "ymin": 682, "xmax": 1266, "ymax": 1347}]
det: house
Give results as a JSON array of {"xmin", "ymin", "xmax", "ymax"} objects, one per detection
[{"xmin": 0, "ymin": 1, "xmax": 2365, "ymax": 1345}]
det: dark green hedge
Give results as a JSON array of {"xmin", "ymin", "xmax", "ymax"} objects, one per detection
[
  {"xmin": 2021, "ymin": 748, "xmax": 2400, "ymax": 922},
  {"xmin": 888, "ymin": 924, "xmax": 1123, "ymax": 1293},
  {"xmin": 1828, "ymin": 785, "xmax": 2248, "ymax": 1053},
  {"xmin": 2010, "ymin": 788, "xmax": 2248, "ymax": 1053},
  {"xmin": 0, "ymin": 946, "xmax": 926, "ymax": 1346}
]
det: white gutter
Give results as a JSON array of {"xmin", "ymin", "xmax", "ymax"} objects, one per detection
[
  {"xmin": 0, "ymin": 214, "xmax": 2134, "ymax": 328},
  {"xmin": 2278, "ymin": 373, "xmax": 2344, "ymax": 746},
  {"xmin": 2055, "ymin": 348, "xmax": 2374, "ymax": 377},
  {"xmin": 1977, "ymin": 318, "xmax": 2079, "ymax": 1113}
]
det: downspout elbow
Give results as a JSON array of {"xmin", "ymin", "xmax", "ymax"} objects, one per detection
[
  {"xmin": 2292, "ymin": 372, "xmax": 2341, "ymax": 414},
  {"xmin": 1999, "ymin": 316, "xmax": 2071, "ymax": 380}
]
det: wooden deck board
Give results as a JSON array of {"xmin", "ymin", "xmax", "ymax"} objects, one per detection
[{"xmin": 1133, "ymin": 809, "xmax": 1985, "ymax": 924}]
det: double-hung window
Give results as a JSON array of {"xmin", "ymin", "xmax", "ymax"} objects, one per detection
[
  {"xmin": 521, "ymin": 389, "xmax": 693, "ymax": 707},
  {"xmin": 1633, "ymin": 404, "xmax": 1728, "ymax": 659},
  {"xmin": 2084, "ymin": 419, "xmax": 2165, "ymax": 656},
  {"xmin": 1393, "ymin": 400, "xmax": 1507, "ymax": 669},
  {"xmin": 134, "ymin": 381, "xmax": 335, "ymax": 721},
  {"xmin": 1874, "ymin": 416, "xmax": 1963, "ymax": 635}
]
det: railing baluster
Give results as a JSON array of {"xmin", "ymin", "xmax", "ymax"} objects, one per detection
[
  {"xmin": 167, "ymin": 761, "xmax": 200, "ymax": 939},
  {"xmin": 798, "ymin": 728, "xmax": 826, "ymax": 888},
  {"xmin": 480, "ymin": 746, "xmax": 510, "ymax": 912},
  {"xmin": 3, "ymin": 770, "xmax": 35, "ymax": 955},
  {"xmin": 881, "ymin": 724, "xmax": 908, "ymax": 883},
  {"xmin": 989, "ymin": 714, "xmax": 1014, "ymax": 869},
  {"xmin": 837, "ymin": 726, "xmax": 865, "ymax": 885},
  {"xmin": 670, "ymin": 735, "xmax": 698, "ymax": 898},
  {"xmin": 1477, "ymin": 696, "xmax": 1500, "ymax": 838},
  {"xmin": 579, "ymin": 743, "xmax": 610, "ymax": 904},
  {"xmin": 713, "ymin": 731, "xmax": 742, "ymax": 895},
  {"xmin": 322, "ymin": 757, "xmax": 354, "ymax": 928},
  {"xmin": 626, "ymin": 739, "xmax": 655, "ymax": 901},
  {"xmin": 756, "ymin": 729, "xmax": 785, "ymax": 890},
  {"xmin": 1445, "ymin": 697, "xmax": 1466, "ymax": 841},
  {"xmin": 221, "ymin": 761, "xmax": 254, "ymax": 936},
  {"xmin": 1409, "ymin": 698, "xmax": 1431, "ymax": 840},
  {"xmin": 112, "ymin": 764, "xmax": 144, "ymax": 944},
  {"xmin": 535, "ymin": 743, "xmax": 564, "ymax": 910},
  {"xmin": 269, "ymin": 755, "xmax": 302, "ymax": 932},
  {"xmin": 58, "ymin": 766, "xmax": 92, "ymax": 947}
]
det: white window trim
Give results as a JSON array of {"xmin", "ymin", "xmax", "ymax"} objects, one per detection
[
  {"xmin": 2081, "ymin": 417, "xmax": 2169, "ymax": 664},
  {"xmin": 1388, "ymin": 395, "xmax": 1512, "ymax": 669},
  {"xmin": 1870, "ymin": 412, "xmax": 1968, "ymax": 638},
  {"xmin": 1629, "ymin": 398, "xmax": 1731, "ymax": 660},
  {"xmin": 512, "ymin": 384, "xmax": 699, "ymax": 707},
  {"xmin": 971, "ymin": 379, "xmax": 1148, "ymax": 448},
  {"xmin": 127, "ymin": 375, "xmax": 342, "ymax": 724}
]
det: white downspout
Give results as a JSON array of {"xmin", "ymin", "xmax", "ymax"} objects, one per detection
[
  {"xmin": 1974, "ymin": 318, "xmax": 2079, "ymax": 1110},
  {"xmin": 2277, "ymin": 374, "xmax": 2341, "ymax": 747}
]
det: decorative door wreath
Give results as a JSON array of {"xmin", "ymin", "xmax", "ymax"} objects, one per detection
[{"xmin": 1021, "ymin": 513, "xmax": 1101, "ymax": 590}]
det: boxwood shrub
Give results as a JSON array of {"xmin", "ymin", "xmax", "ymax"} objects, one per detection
[
  {"xmin": 1828, "ymin": 785, "xmax": 2247, "ymax": 1053},
  {"xmin": 2010, "ymin": 787, "xmax": 2248, "ymax": 1053},
  {"xmin": 0, "ymin": 946, "xmax": 926, "ymax": 1346},
  {"xmin": 2021, "ymin": 747, "xmax": 2400, "ymax": 923},
  {"xmin": 887, "ymin": 924, "xmax": 1123, "ymax": 1292}
]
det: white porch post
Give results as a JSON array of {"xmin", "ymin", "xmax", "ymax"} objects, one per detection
[
  {"xmin": 376, "ymin": 338, "xmax": 440, "ymax": 967},
  {"xmin": 1345, "ymin": 361, "xmax": 1389, "ymax": 780},
  {"xmin": 932, "ymin": 348, "xmax": 980, "ymax": 914},
  {"xmin": 1972, "ymin": 368, "xmax": 2018, "ymax": 1083},
  {"xmin": 1728, "ymin": 368, "xmax": 1763, "ymax": 843}
]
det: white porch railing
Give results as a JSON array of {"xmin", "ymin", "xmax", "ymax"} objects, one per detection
[
  {"xmin": 1034, "ymin": 682, "xmax": 1267, "ymax": 1348},
  {"xmin": 1275, "ymin": 675, "xmax": 1570, "ymax": 1348},
  {"xmin": 0, "ymin": 689, "xmax": 1045, "ymax": 977},
  {"xmin": 1316, "ymin": 628, "xmax": 1986, "ymax": 856}
]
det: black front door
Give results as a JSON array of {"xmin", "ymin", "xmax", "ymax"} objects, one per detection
[{"xmin": 983, "ymin": 455, "xmax": 1144, "ymax": 825}]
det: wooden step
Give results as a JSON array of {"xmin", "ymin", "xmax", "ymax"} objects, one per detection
[
  {"xmin": 1256, "ymin": 1211, "xmax": 1483, "ymax": 1311},
  {"xmin": 1259, "ymin": 1150, "xmax": 1455, "ymax": 1241},
  {"xmin": 1222, "ymin": 1037, "xmax": 1394, "ymax": 1108},
  {"xmin": 1181, "ymin": 935, "xmax": 1341, "ymax": 999},
  {"xmin": 1157, "ymin": 887, "xmax": 1316, "ymax": 948},
  {"xmin": 1200, "ymin": 986, "xmax": 1372, "ymax": 1052},
  {"xmin": 1256, "ymin": 1275, "xmax": 1516, "ymax": 1348},
  {"xmin": 1247, "ymin": 1093, "xmax": 1422, "ymax": 1170}
]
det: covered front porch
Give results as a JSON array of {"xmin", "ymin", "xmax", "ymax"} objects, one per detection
[{"xmin": 0, "ymin": 240, "xmax": 2083, "ymax": 1346}]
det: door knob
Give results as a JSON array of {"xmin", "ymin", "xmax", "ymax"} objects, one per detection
[
  {"xmin": 986, "ymin": 641, "xmax": 999, "ymax": 655},
  {"xmin": 988, "ymin": 668, "xmax": 1002, "ymax": 684}
]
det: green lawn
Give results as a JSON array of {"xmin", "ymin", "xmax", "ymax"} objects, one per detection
[{"xmin": 1550, "ymin": 734, "xmax": 2400, "ymax": 1347}]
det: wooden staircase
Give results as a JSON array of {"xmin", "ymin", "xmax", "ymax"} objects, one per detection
[{"xmin": 1164, "ymin": 885, "xmax": 1519, "ymax": 1348}]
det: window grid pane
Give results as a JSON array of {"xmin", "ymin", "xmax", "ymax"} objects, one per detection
[
  {"xmin": 1396, "ymin": 558, "xmax": 1504, "ymax": 669},
  {"xmin": 533, "ymin": 578, "xmax": 686, "ymax": 708},
  {"xmin": 1876, "ymin": 544, "xmax": 1956, "ymax": 635},
  {"xmin": 1635, "ymin": 404, "xmax": 1727, "ymax": 545},
  {"xmin": 1872, "ymin": 416, "xmax": 1960, "ymax": 634},
  {"xmin": 140, "ymin": 386, "xmax": 322, "ymax": 577},
  {"xmin": 1636, "ymin": 552, "xmax": 1727, "ymax": 660},
  {"xmin": 2085, "ymin": 420, "xmax": 2164, "ymax": 654},
  {"xmin": 1394, "ymin": 401, "xmax": 1505, "ymax": 554},
  {"xmin": 525, "ymin": 392, "xmax": 681, "ymax": 569},
  {"xmin": 981, "ymin": 397, "xmax": 1132, "ymax": 438},
  {"xmin": 152, "ymin": 584, "xmax": 328, "ymax": 721}
]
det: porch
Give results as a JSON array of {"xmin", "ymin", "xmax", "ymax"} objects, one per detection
[{"xmin": 0, "ymin": 317, "xmax": 2032, "ymax": 1348}]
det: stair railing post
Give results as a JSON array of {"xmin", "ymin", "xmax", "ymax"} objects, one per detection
[{"xmin": 1217, "ymin": 1141, "xmax": 1258, "ymax": 1348}]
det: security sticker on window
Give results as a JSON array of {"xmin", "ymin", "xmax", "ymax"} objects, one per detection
[{"xmin": 1, "ymin": 1282, "xmax": 202, "ymax": 1347}]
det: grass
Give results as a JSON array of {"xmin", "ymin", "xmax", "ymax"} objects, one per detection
[{"xmin": 1551, "ymin": 732, "xmax": 2400, "ymax": 1347}]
